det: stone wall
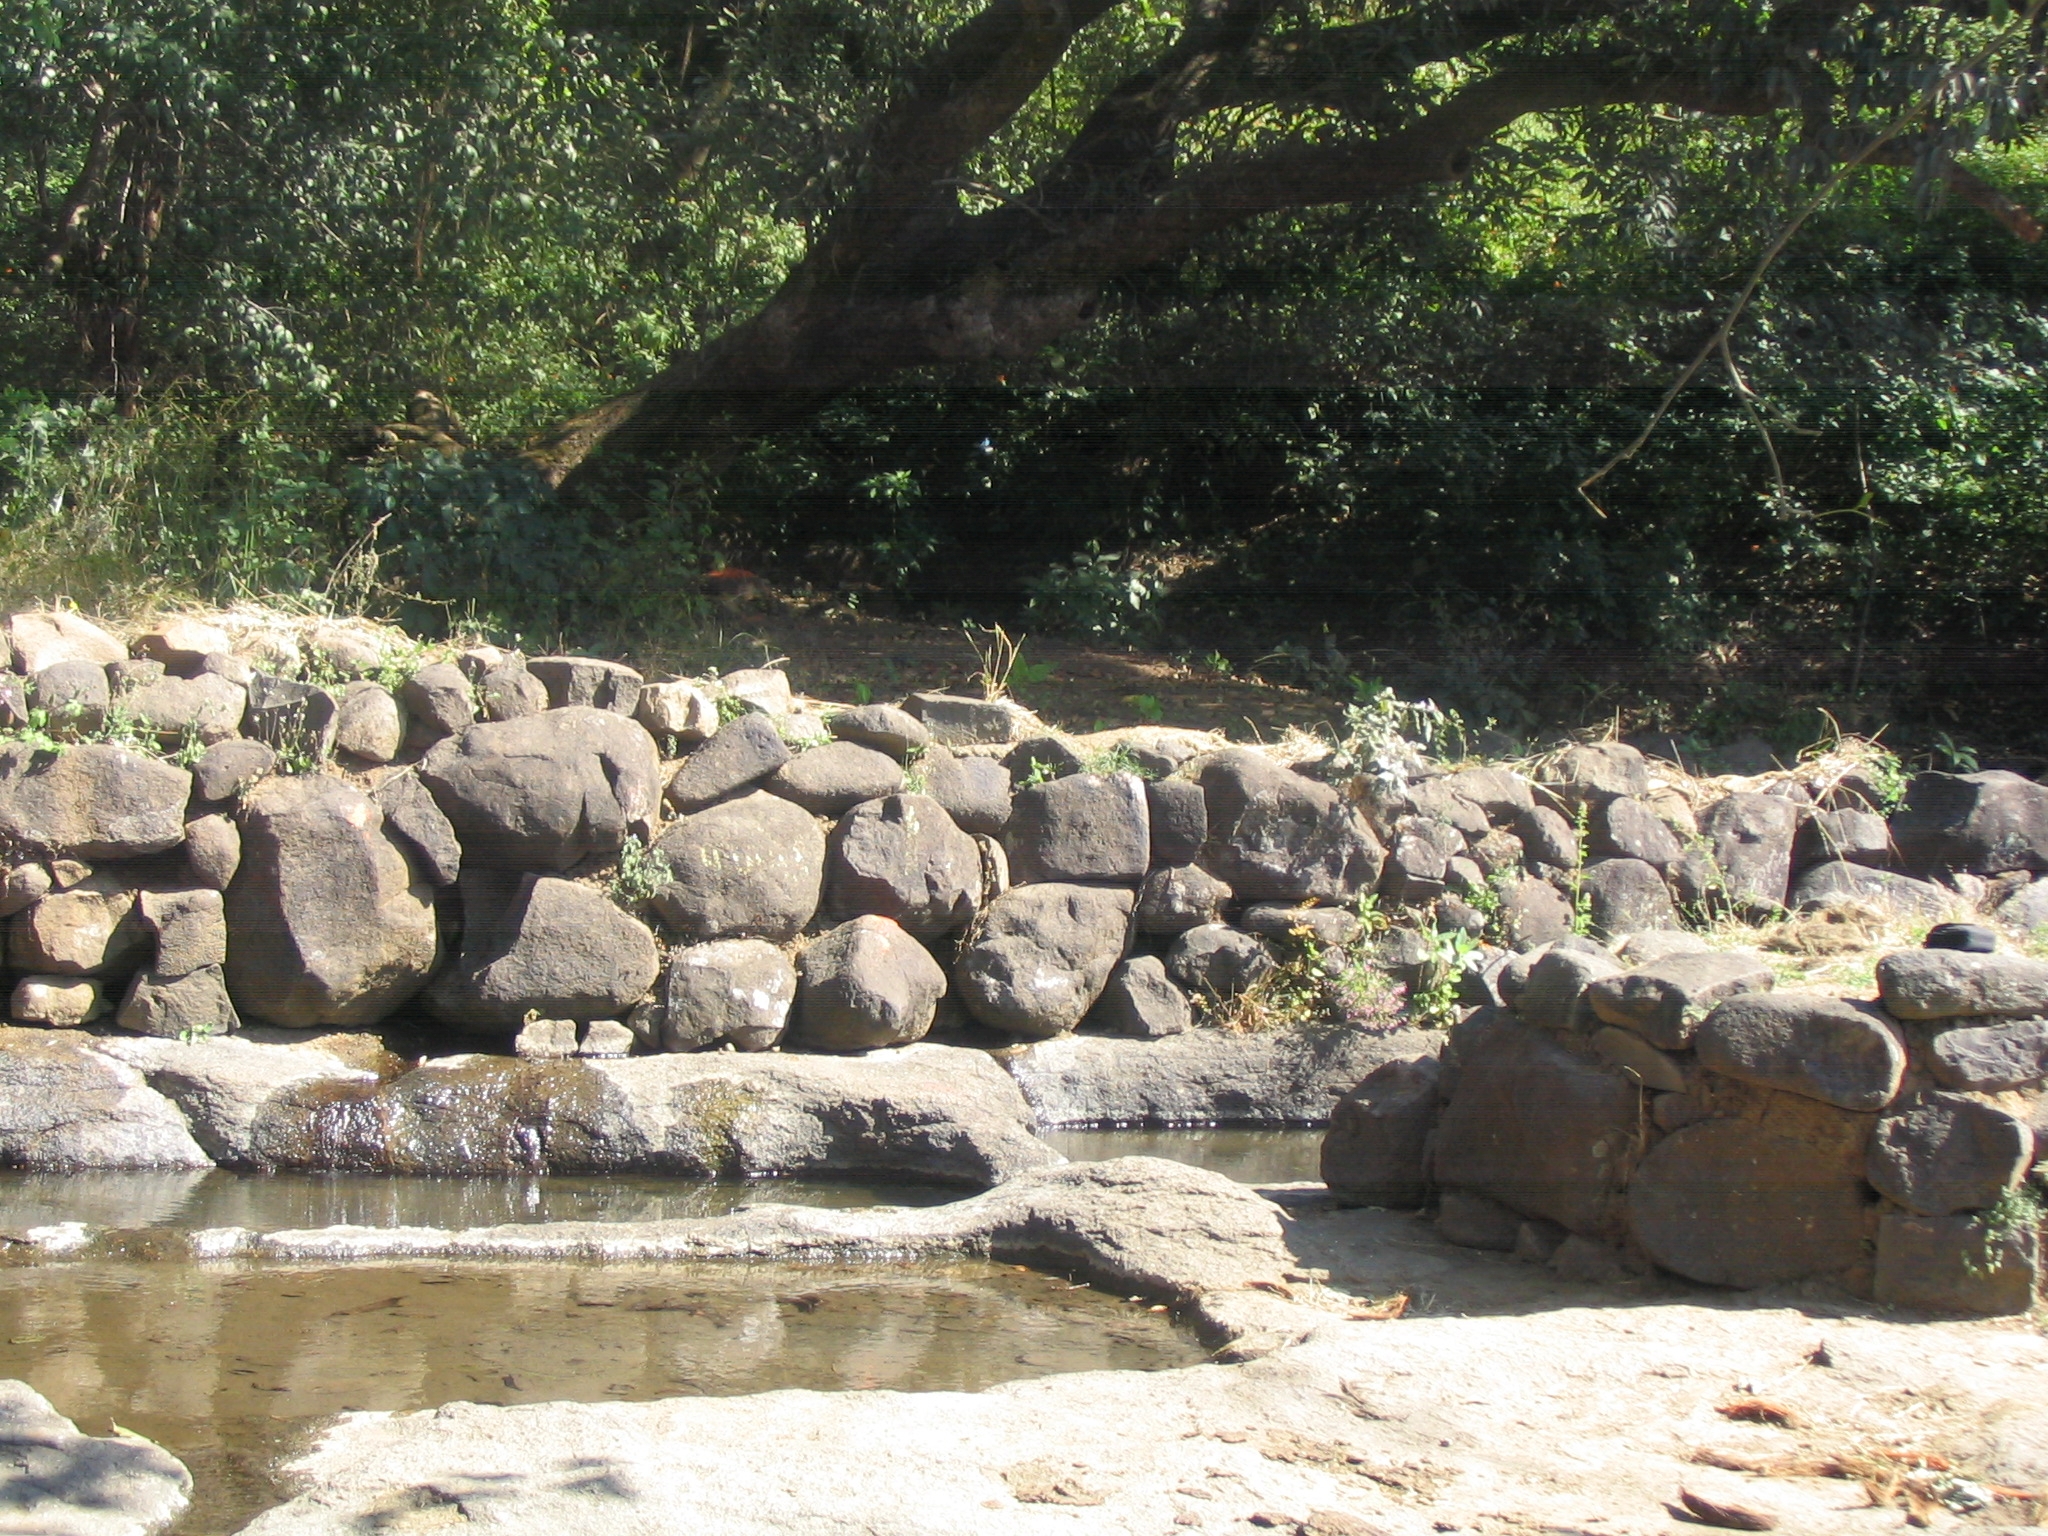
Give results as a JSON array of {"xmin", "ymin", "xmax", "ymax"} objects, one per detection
[
  {"xmin": 1327, "ymin": 946, "xmax": 2046, "ymax": 1316},
  {"xmin": 2, "ymin": 605, "xmax": 2046, "ymax": 1280}
]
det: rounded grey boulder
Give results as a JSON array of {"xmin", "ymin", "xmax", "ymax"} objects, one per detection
[
  {"xmin": 792, "ymin": 915, "xmax": 947, "ymax": 1051},
  {"xmin": 420, "ymin": 706, "xmax": 661, "ymax": 873},
  {"xmin": 1088, "ymin": 955, "xmax": 1190, "ymax": 1038},
  {"xmin": 1195, "ymin": 749, "xmax": 1383, "ymax": 902},
  {"xmin": 954, "ymin": 882, "xmax": 1134, "ymax": 1038},
  {"xmin": 1165, "ymin": 924, "xmax": 1274, "ymax": 1000},
  {"xmin": 825, "ymin": 793, "xmax": 979, "ymax": 936},
  {"xmin": 1693, "ymin": 991, "xmax": 1905, "ymax": 1110},
  {"xmin": 662, "ymin": 938, "xmax": 796, "ymax": 1052},
  {"xmin": 0, "ymin": 743, "xmax": 191, "ymax": 859},
  {"xmin": 765, "ymin": 740, "xmax": 905, "ymax": 817},
  {"xmin": 651, "ymin": 791, "xmax": 825, "ymax": 943},
  {"xmin": 1868, "ymin": 1091, "xmax": 2031, "ymax": 1216},
  {"xmin": 429, "ymin": 874, "xmax": 658, "ymax": 1030},
  {"xmin": 225, "ymin": 776, "xmax": 440, "ymax": 1028}
]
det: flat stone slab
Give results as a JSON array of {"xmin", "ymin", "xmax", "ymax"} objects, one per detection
[
  {"xmin": 0, "ymin": 1379, "xmax": 190, "ymax": 1535},
  {"xmin": 0, "ymin": 1035, "xmax": 1060, "ymax": 1185},
  {"xmin": 1000, "ymin": 1026, "xmax": 1437, "ymax": 1128},
  {"xmin": 212, "ymin": 1184, "xmax": 2048, "ymax": 1536}
]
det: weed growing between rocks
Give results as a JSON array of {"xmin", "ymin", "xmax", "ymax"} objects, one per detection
[
  {"xmin": 1201, "ymin": 931, "xmax": 1405, "ymax": 1036},
  {"xmin": 607, "ymin": 836, "xmax": 671, "ymax": 911}
]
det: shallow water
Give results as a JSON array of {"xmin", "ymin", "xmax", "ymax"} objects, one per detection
[
  {"xmin": 0, "ymin": 1257, "xmax": 1201, "ymax": 1535},
  {"xmin": 1040, "ymin": 1126, "xmax": 1322, "ymax": 1184},
  {"xmin": 0, "ymin": 1168, "xmax": 958, "ymax": 1234}
]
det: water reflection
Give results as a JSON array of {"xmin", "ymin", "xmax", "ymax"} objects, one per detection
[
  {"xmin": 0, "ymin": 1259, "xmax": 1199, "ymax": 1534},
  {"xmin": 0, "ymin": 1170, "xmax": 958, "ymax": 1233},
  {"xmin": 1039, "ymin": 1127, "xmax": 1322, "ymax": 1184}
]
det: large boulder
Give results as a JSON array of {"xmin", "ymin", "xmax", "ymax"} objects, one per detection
[
  {"xmin": 1004, "ymin": 1026, "xmax": 1431, "ymax": 1126},
  {"xmin": 1164, "ymin": 924, "xmax": 1274, "ymax": 1000},
  {"xmin": 1134, "ymin": 863, "xmax": 1231, "ymax": 936},
  {"xmin": 1876, "ymin": 948, "xmax": 2048, "ymax": 1021},
  {"xmin": 1146, "ymin": 778, "xmax": 1207, "ymax": 865},
  {"xmin": 1515, "ymin": 805, "xmax": 1580, "ymax": 871},
  {"xmin": 1509, "ymin": 945, "xmax": 1622, "ymax": 1032},
  {"xmin": 1431, "ymin": 1012, "xmax": 1641, "ymax": 1238},
  {"xmin": 373, "ymin": 770, "xmax": 461, "ymax": 886},
  {"xmin": 651, "ymin": 792, "xmax": 825, "ymax": 943},
  {"xmin": 954, "ymin": 882, "xmax": 1134, "ymax": 1038},
  {"xmin": 1194, "ymin": 749, "xmax": 1384, "ymax": 902},
  {"xmin": 825, "ymin": 793, "xmax": 980, "ymax": 936},
  {"xmin": 224, "ymin": 776, "xmax": 440, "ymax": 1028},
  {"xmin": 826, "ymin": 704, "xmax": 929, "ymax": 759},
  {"xmin": 1500, "ymin": 875, "xmax": 1574, "ymax": 948},
  {"xmin": 241, "ymin": 672, "xmax": 337, "ymax": 762},
  {"xmin": 1584, "ymin": 950, "xmax": 1774, "ymax": 1049},
  {"xmin": 430, "ymin": 875, "xmax": 658, "ymax": 1030},
  {"xmin": 31, "ymin": 658, "xmax": 109, "ymax": 731},
  {"xmin": 902, "ymin": 691, "xmax": 1031, "ymax": 746},
  {"xmin": 120, "ymin": 672, "xmax": 246, "ymax": 746},
  {"xmin": 1874, "ymin": 1212, "xmax": 2039, "ymax": 1315},
  {"xmin": 527, "ymin": 655, "xmax": 643, "ymax": 714},
  {"xmin": 765, "ymin": 740, "xmax": 905, "ymax": 816},
  {"xmin": 660, "ymin": 939, "xmax": 796, "ymax": 1052},
  {"xmin": 636, "ymin": 679, "xmax": 716, "ymax": 743},
  {"xmin": 1791, "ymin": 860, "xmax": 1956, "ymax": 921},
  {"xmin": 664, "ymin": 714, "xmax": 790, "ymax": 813},
  {"xmin": 0, "ymin": 1034, "xmax": 210, "ymax": 1167},
  {"xmin": 1890, "ymin": 768, "xmax": 2048, "ymax": 877},
  {"xmin": 1698, "ymin": 792, "xmax": 1799, "ymax": 911},
  {"xmin": 1587, "ymin": 797, "xmax": 1683, "ymax": 869},
  {"xmin": 790, "ymin": 916, "xmax": 947, "ymax": 1051},
  {"xmin": 1004, "ymin": 772, "xmax": 1150, "ymax": 884},
  {"xmin": 1627, "ymin": 1094, "xmax": 1875, "ymax": 1287},
  {"xmin": 1321, "ymin": 1056, "xmax": 1442, "ymax": 1207},
  {"xmin": 4, "ymin": 610, "xmax": 124, "ymax": 673},
  {"xmin": 1798, "ymin": 808, "xmax": 1895, "ymax": 870},
  {"xmin": 0, "ymin": 1379, "xmax": 193, "ymax": 1535},
  {"xmin": 8, "ymin": 872, "xmax": 148, "ymax": 976},
  {"xmin": 419, "ymin": 707, "xmax": 661, "ymax": 873},
  {"xmin": 190, "ymin": 738, "xmax": 274, "ymax": 803},
  {"xmin": 919, "ymin": 746, "xmax": 1012, "ymax": 835},
  {"xmin": 1087, "ymin": 955, "xmax": 1190, "ymax": 1038},
  {"xmin": 398, "ymin": 662, "xmax": 475, "ymax": 745},
  {"xmin": 1927, "ymin": 1018, "xmax": 2048, "ymax": 1092},
  {"xmin": 1867, "ymin": 1092, "xmax": 2031, "ymax": 1216},
  {"xmin": 0, "ymin": 744, "xmax": 189, "ymax": 859},
  {"xmin": 1537, "ymin": 742, "xmax": 1650, "ymax": 806},
  {"xmin": 1693, "ymin": 992, "xmax": 1905, "ymax": 1110},
  {"xmin": 332, "ymin": 680, "xmax": 404, "ymax": 763},
  {"xmin": 1580, "ymin": 856, "xmax": 1679, "ymax": 937},
  {"xmin": 114, "ymin": 965, "xmax": 240, "ymax": 1040}
]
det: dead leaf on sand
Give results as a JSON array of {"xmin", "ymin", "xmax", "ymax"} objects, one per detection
[
  {"xmin": 1001, "ymin": 1458, "xmax": 1106, "ymax": 1506},
  {"xmin": 1674, "ymin": 1487, "xmax": 1778, "ymax": 1529}
]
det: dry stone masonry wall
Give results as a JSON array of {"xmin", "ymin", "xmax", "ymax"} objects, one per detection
[{"xmin": 0, "ymin": 607, "xmax": 2043, "ymax": 1315}]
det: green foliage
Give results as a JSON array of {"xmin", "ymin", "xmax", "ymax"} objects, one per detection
[
  {"xmin": 1018, "ymin": 757, "xmax": 1062, "ymax": 788},
  {"xmin": 1569, "ymin": 801, "xmax": 1595, "ymax": 937},
  {"xmin": 607, "ymin": 834, "xmax": 670, "ymax": 909},
  {"xmin": 715, "ymin": 693, "xmax": 751, "ymax": 725},
  {"xmin": 1328, "ymin": 687, "xmax": 1466, "ymax": 786},
  {"xmin": 1021, "ymin": 543, "xmax": 1163, "ymax": 640},
  {"xmin": 1079, "ymin": 741, "xmax": 1158, "ymax": 779},
  {"xmin": 1410, "ymin": 921, "xmax": 1480, "ymax": 1030},
  {"xmin": 1124, "ymin": 694, "xmax": 1164, "ymax": 724},
  {"xmin": 1205, "ymin": 930, "xmax": 1404, "ymax": 1036}
]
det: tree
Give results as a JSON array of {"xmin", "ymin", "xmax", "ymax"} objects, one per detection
[{"xmin": 528, "ymin": 0, "xmax": 2048, "ymax": 492}]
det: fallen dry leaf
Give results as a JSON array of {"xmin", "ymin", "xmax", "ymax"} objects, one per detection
[
  {"xmin": 1345, "ymin": 1294, "xmax": 1410, "ymax": 1321},
  {"xmin": 1716, "ymin": 1399, "xmax": 1803, "ymax": 1428},
  {"xmin": 1677, "ymin": 1488, "xmax": 1778, "ymax": 1530}
]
